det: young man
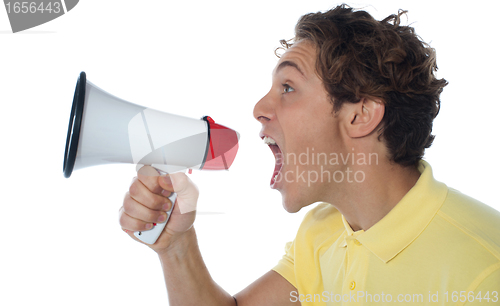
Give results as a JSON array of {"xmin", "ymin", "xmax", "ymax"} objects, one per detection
[{"xmin": 119, "ymin": 5, "xmax": 500, "ymax": 305}]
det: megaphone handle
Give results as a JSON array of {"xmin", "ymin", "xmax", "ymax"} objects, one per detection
[{"xmin": 133, "ymin": 169, "xmax": 177, "ymax": 245}]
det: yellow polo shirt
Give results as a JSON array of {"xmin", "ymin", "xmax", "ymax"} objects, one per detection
[{"xmin": 273, "ymin": 161, "xmax": 500, "ymax": 305}]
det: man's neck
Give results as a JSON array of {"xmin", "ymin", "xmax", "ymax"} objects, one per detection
[{"xmin": 333, "ymin": 160, "xmax": 421, "ymax": 232}]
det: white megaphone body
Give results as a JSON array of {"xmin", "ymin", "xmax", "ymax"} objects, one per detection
[{"xmin": 63, "ymin": 72, "xmax": 239, "ymax": 244}]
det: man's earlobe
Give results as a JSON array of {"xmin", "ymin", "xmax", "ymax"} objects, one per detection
[{"xmin": 347, "ymin": 98, "xmax": 385, "ymax": 138}]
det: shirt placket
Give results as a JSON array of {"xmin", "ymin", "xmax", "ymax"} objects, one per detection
[{"xmin": 342, "ymin": 232, "xmax": 366, "ymax": 306}]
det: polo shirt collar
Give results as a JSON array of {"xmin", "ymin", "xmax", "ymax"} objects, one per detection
[{"xmin": 340, "ymin": 160, "xmax": 448, "ymax": 263}]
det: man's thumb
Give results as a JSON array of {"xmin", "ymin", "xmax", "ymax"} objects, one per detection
[{"xmin": 168, "ymin": 172, "xmax": 199, "ymax": 214}]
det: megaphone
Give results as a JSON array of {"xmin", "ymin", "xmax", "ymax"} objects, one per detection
[{"xmin": 63, "ymin": 72, "xmax": 239, "ymax": 244}]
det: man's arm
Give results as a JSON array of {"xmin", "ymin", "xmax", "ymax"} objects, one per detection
[
  {"xmin": 158, "ymin": 226, "xmax": 299, "ymax": 306},
  {"xmin": 120, "ymin": 166, "xmax": 298, "ymax": 305},
  {"xmin": 234, "ymin": 270, "xmax": 299, "ymax": 305},
  {"xmin": 158, "ymin": 226, "xmax": 234, "ymax": 306}
]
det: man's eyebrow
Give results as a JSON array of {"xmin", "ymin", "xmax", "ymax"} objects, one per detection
[{"xmin": 276, "ymin": 60, "xmax": 305, "ymax": 76}]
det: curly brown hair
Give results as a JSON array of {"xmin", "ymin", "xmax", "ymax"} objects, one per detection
[{"xmin": 279, "ymin": 4, "xmax": 448, "ymax": 167}]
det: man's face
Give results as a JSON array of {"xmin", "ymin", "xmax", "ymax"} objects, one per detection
[{"xmin": 254, "ymin": 40, "xmax": 350, "ymax": 212}]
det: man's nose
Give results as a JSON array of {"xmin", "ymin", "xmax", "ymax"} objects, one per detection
[{"xmin": 253, "ymin": 92, "xmax": 274, "ymax": 123}]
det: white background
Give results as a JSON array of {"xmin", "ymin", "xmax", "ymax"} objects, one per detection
[{"xmin": 1, "ymin": 1, "xmax": 499, "ymax": 305}]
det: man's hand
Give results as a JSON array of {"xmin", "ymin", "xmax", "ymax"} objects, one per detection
[
  {"xmin": 118, "ymin": 166, "xmax": 297, "ymax": 306},
  {"xmin": 118, "ymin": 165, "xmax": 198, "ymax": 254}
]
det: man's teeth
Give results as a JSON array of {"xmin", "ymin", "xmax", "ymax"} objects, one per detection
[{"xmin": 263, "ymin": 136, "xmax": 276, "ymax": 145}]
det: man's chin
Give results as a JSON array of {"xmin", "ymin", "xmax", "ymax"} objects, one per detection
[{"xmin": 281, "ymin": 195, "xmax": 305, "ymax": 213}]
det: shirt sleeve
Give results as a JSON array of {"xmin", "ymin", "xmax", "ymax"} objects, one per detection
[{"xmin": 272, "ymin": 240, "xmax": 297, "ymax": 288}]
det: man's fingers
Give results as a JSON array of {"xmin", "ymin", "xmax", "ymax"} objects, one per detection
[
  {"xmin": 158, "ymin": 175, "xmax": 175, "ymax": 193},
  {"xmin": 123, "ymin": 192, "xmax": 170, "ymax": 225},
  {"xmin": 118, "ymin": 206, "xmax": 155, "ymax": 233},
  {"xmin": 137, "ymin": 165, "xmax": 164, "ymax": 195},
  {"xmin": 129, "ymin": 176, "xmax": 172, "ymax": 211}
]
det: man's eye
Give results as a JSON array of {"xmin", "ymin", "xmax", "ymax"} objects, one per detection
[{"xmin": 282, "ymin": 84, "xmax": 295, "ymax": 94}]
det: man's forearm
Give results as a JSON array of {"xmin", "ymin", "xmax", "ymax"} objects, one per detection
[{"xmin": 158, "ymin": 227, "xmax": 236, "ymax": 306}]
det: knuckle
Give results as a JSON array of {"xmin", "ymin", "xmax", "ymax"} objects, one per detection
[
  {"xmin": 129, "ymin": 182, "xmax": 139, "ymax": 198},
  {"xmin": 118, "ymin": 211, "xmax": 129, "ymax": 227},
  {"xmin": 154, "ymin": 195, "xmax": 166, "ymax": 208},
  {"xmin": 140, "ymin": 193, "xmax": 155, "ymax": 209},
  {"xmin": 119, "ymin": 211, "xmax": 146, "ymax": 231},
  {"xmin": 129, "ymin": 176, "xmax": 138, "ymax": 187},
  {"xmin": 145, "ymin": 192, "xmax": 156, "ymax": 206},
  {"xmin": 122, "ymin": 194, "xmax": 135, "ymax": 213}
]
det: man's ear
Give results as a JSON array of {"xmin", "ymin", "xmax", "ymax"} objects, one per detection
[{"xmin": 344, "ymin": 97, "xmax": 385, "ymax": 138}]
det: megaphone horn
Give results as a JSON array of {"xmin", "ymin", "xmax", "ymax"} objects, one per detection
[
  {"xmin": 63, "ymin": 72, "xmax": 240, "ymax": 244},
  {"xmin": 63, "ymin": 72, "xmax": 239, "ymax": 178}
]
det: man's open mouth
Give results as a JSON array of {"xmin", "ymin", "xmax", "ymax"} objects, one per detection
[{"xmin": 263, "ymin": 136, "xmax": 283, "ymax": 187}]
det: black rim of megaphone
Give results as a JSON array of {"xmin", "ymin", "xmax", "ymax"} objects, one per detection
[{"xmin": 63, "ymin": 71, "xmax": 86, "ymax": 178}]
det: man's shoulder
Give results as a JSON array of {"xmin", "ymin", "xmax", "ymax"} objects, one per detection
[{"xmin": 437, "ymin": 188, "xmax": 500, "ymax": 259}]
